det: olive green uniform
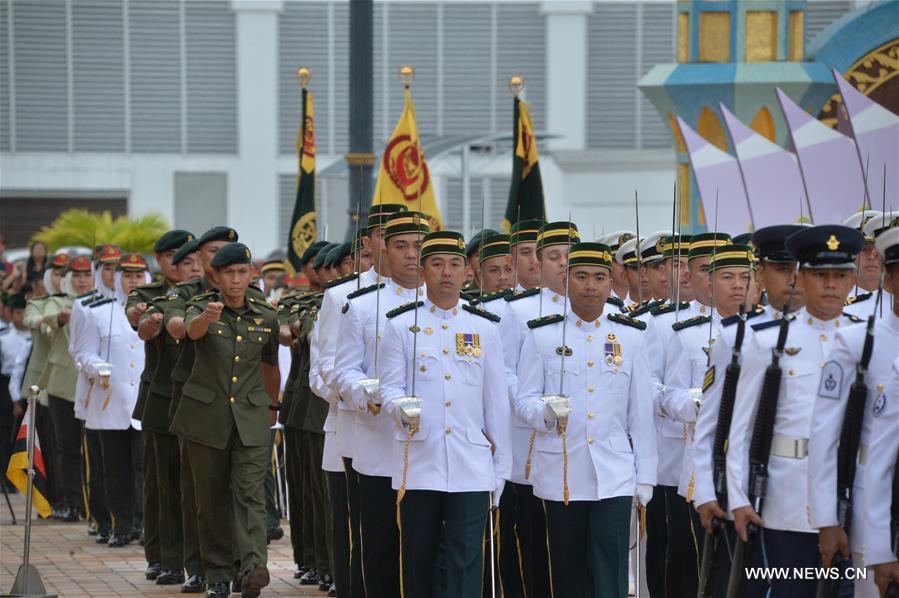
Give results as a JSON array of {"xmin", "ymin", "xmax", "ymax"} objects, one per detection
[{"xmin": 170, "ymin": 290, "xmax": 279, "ymax": 584}]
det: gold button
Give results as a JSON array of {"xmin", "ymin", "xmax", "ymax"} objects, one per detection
[
  {"xmin": 877, "ymin": 383, "xmax": 885, "ymax": 391},
  {"xmin": 587, "ymin": 412, "xmax": 595, "ymax": 419},
  {"xmin": 452, "ymin": 308, "xmax": 457, "ymax": 315},
  {"xmin": 237, "ymin": 335, "xmax": 243, "ymax": 342},
  {"xmin": 420, "ymin": 365, "xmax": 427, "ymax": 372},
  {"xmin": 421, "ymin": 353, "xmax": 426, "ymax": 358},
  {"xmin": 595, "ymin": 320, "xmax": 601, "ymax": 328},
  {"xmin": 445, "ymin": 428, "xmax": 452, "ymax": 435},
  {"xmin": 442, "ymin": 348, "xmax": 449, "ymax": 355},
  {"xmin": 236, "ymin": 316, "xmax": 241, "ymax": 321},
  {"xmin": 807, "ymin": 317, "xmax": 813, "ymax": 325},
  {"xmin": 820, "ymin": 335, "xmax": 827, "ymax": 342},
  {"xmin": 835, "ymin": 320, "xmax": 840, "ymax": 328},
  {"xmin": 231, "ymin": 376, "xmax": 238, "ymax": 383},
  {"xmin": 587, "ymin": 360, "xmax": 594, "ymax": 367},
  {"xmin": 130, "ymin": 362, "xmax": 135, "ymax": 368},
  {"xmin": 586, "ymin": 335, "xmax": 592, "ymax": 342},
  {"xmin": 587, "ymin": 437, "xmax": 594, "ymax": 444},
  {"xmin": 444, "ymin": 373, "xmax": 452, "ymax": 380},
  {"xmin": 229, "ymin": 397, "xmax": 235, "ymax": 403},
  {"xmin": 445, "ymin": 400, "xmax": 452, "ymax": 407},
  {"xmin": 130, "ymin": 344, "xmax": 136, "ymax": 349},
  {"xmin": 441, "ymin": 323, "xmax": 448, "ymax": 329},
  {"xmin": 234, "ymin": 356, "xmax": 240, "ymax": 363},
  {"xmin": 588, "ymin": 386, "xmax": 595, "ymax": 393},
  {"xmin": 789, "ymin": 370, "xmax": 795, "ymax": 376},
  {"xmin": 552, "ymin": 295, "xmax": 559, "ymax": 303},
  {"xmin": 257, "ymin": 336, "xmax": 262, "ymax": 342},
  {"xmin": 700, "ymin": 306, "xmax": 706, "ymax": 314},
  {"xmin": 575, "ymin": 320, "xmax": 582, "ymax": 328},
  {"xmin": 430, "ymin": 306, "xmax": 436, "ymax": 313},
  {"xmin": 130, "ymin": 381, "xmax": 135, "ymax": 386},
  {"xmin": 217, "ymin": 329, "xmax": 222, "ymax": 335}
]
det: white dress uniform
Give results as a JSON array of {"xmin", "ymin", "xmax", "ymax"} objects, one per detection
[
  {"xmin": 726, "ymin": 307, "xmax": 860, "ymax": 532},
  {"xmin": 309, "ymin": 316, "xmax": 343, "ymax": 472},
  {"xmin": 513, "ymin": 306, "xmax": 657, "ymax": 502},
  {"xmin": 77, "ymin": 297, "xmax": 143, "ymax": 431},
  {"xmin": 843, "ymin": 290, "xmax": 889, "ymax": 319},
  {"xmin": 68, "ymin": 293, "xmax": 99, "ymax": 420},
  {"xmin": 314, "ymin": 267, "xmax": 378, "ymax": 463},
  {"xmin": 862, "ymin": 356, "xmax": 899, "ymax": 568},
  {"xmin": 807, "ymin": 309, "xmax": 895, "ymax": 595},
  {"xmin": 379, "ymin": 297, "xmax": 511, "ymax": 493},
  {"xmin": 334, "ymin": 279, "xmax": 424, "ymax": 478},
  {"xmin": 691, "ymin": 305, "xmax": 775, "ymax": 509}
]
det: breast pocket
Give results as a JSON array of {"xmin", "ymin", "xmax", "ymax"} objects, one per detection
[
  {"xmin": 207, "ymin": 323, "xmax": 234, "ymax": 357},
  {"xmin": 453, "ymin": 352, "xmax": 483, "ymax": 387},
  {"xmin": 414, "ymin": 347, "xmax": 440, "ymax": 383},
  {"xmin": 601, "ymin": 362, "xmax": 630, "ymax": 394},
  {"xmin": 546, "ymin": 363, "xmax": 580, "ymax": 395}
]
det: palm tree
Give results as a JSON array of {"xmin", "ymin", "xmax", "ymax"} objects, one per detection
[{"xmin": 33, "ymin": 209, "xmax": 169, "ymax": 254}]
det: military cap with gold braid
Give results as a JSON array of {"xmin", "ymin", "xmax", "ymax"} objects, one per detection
[
  {"xmin": 117, "ymin": 253, "xmax": 149, "ymax": 271},
  {"xmin": 661, "ymin": 234, "xmax": 692, "ymax": 259},
  {"xmin": 97, "ymin": 244, "xmax": 123, "ymax": 264},
  {"xmin": 479, "ymin": 233, "xmax": 511, "ymax": 262},
  {"xmin": 367, "ymin": 203, "xmax": 407, "ymax": 229},
  {"xmin": 708, "ymin": 244, "xmax": 754, "ymax": 272},
  {"xmin": 567, "ymin": 242, "xmax": 613, "ymax": 269},
  {"xmin": 687, "ymin": 232, "xmax": 731, "ymax": 261},
  {"xmin": 68, "ymin": 255, "xmax": 92, "ymax": 272},
  {"xmin": 786, "ymin": 225, "xmax": 863, "ymax": 269},
  {"xmin": 50, "ymin": 253, "xmax": 71, "ymax": 269},
  {"xmin": 536, "ymin": 221, "xmax": 579, "ymax": 252},
  {"xmin": 420, "ymin": 231, "xmax": 466, "ymax": 261},
  {"xmin": 842, "ymin": 210, "xmax": 882, "ymax": 241},
  {"xmin": 510, "ymin": 219, "xmax": 543, "ymax": 246},
  {"xmin": 210, "ymin": 242, "xmax": 252, "ymax": 269},
  {"xmin": 154, "ymin": 229, "xmax": 194, "ymax": 253},
  {"xmin": 260, "ymin": 260, "xmax": 286, "ymax": 275},
  {"xmin": 615, "ymin": 237, "xmax": 640, "ymax": 267},
  {"xmin": 384, "ymin": 210, "xmax": 431, "ymax": 239}
]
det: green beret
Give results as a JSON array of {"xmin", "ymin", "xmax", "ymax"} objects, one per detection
[
  {"xmin": 313, "ymin": 243, "xmax": 339, "ymax": 269},
  {"xmin": 324, "ymin": 242, "xmax": 352, "ymax": 268},
  {"xmin": 5, "ymin": 293, "xmax": 26, "ymax": 309},
  {"xmin": 198, "ymin": 226, "xmax": 239, "ymax": 247},
  {"xmin": 210, "ymin": 242, "xmax": 252, "ymax": 269},
  {"xmin": 300, "ymin": 240, "xmax": 330, "ymax": 267},
  {"xmin": 154, "ymin": 229, "xmax": 195, "ymax": 253},
  {"xmin": 172, "ymin": 239, "xmax": 200, "ymax": 265}
]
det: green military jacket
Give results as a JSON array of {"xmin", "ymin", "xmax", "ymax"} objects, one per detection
[
  {"xmin": 21, "ymin": 296, "xmax": 51, "ymax": 395},
  {"xmin": 38, "ymin": 295, "xmax": 77, "ymax": 401},
  {"xmin": 287, "ymin": 294, "xmax": 327, "ymax": 434},
  {"xmin": 127, "ymin": 280, "xmax": 167, "ymax": 420},
  {"xmin": 169, "ymin": 290, "xmax": 279, "ymax": 450},
  {"xmin": 276, "ymin": 290, "xmax": 309, "ymax": 429}
]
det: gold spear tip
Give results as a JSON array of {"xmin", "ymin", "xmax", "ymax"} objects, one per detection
[
  {"xmin": 399, "ymin": 65, "xmax": 415, "ymax": 87},
  {"xmin": 509, "ymin": 75, "xmax": 524, "ymax": 96},
  {"xmin": 296, "ymin": 67, "xmax": 311, "ymax": 88}
]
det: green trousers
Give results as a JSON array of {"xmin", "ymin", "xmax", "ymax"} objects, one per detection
[
  {"xmin": 304, "ymin": 432, "xmax": 331, "ymax": 576},
  {"xmin": 179, "ymin": 436, "xmax": 204, "ymax": 577},
  {"xmin": 187, "ymin": 430, "xmax": 268, "ymax": 583},
  {"xmin": 543, "ymin": 495, "xmax": 632, "ymax": 598},
  {"xmin": 142, "ymin": 429, "xmax": 160, "ymax": 564},
  {"xmin": 153, "ymin": 431, "xmax": 184, "ymax": 570},
  {"xmin": 399, "ymin": 490, "xmax": 489, "ymax": 598},
  {"xmin": 284, "ymin": 427, "xmax": 305, "ymax": 567}
]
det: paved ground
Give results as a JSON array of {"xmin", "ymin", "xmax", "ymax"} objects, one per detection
[{"xmin": 0, "ymin": 491, "xmax": 323, "ymax": 597}]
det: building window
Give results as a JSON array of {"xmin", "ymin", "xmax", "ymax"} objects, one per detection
[
  {"xmin": 788, "ymin": 11, "xmax": 805, "ymax": 61},
  {"xmin": 745, "ymin": 11, "xmax": 777, "ymax": 63},
  {"xmin": 678, "ymin": 11, "xmax": 690, "ymax": 63},
  {"xmin": 698, "ymin": 11, "xmax": 730, "ymax": 63}
]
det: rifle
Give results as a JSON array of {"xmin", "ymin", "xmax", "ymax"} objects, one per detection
[
  {"xmin": 816, "ymin": 306, "xmax": 878, "ymax": 598},
  {"xmin": 698, "ymin": 305, "xmax": 747, "ymax": 598},
  {"xmin": 725, "ymin": 303, "xmax": 793, "ymax": 598}
]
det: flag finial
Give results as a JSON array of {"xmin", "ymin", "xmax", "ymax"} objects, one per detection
[
  {"xmin": 509, "ymin": 75, "xmax": 524, "ymax": 96},
  {"xmin": 399, "ymin": 65, "xmax": 415, "ymax": 88},
  {"xmin": 296, "ymin": 67, "xmax": 311, "ymax": 89}
]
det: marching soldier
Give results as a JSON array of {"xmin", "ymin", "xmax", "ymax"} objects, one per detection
[
  {"xmin": 172, "ymin": 242, "xmax": 280, "ymax": 598},
  {"xmin": 379, "ymin": 230, "xmax": 511, "ymax": 598},
  {"xmin": 598, "ymin": 231, "xmax": 635, "ymax": 303},
  {"xmin": 637, "ymin": 231, "xmax": 671, "ymax": 311},
  {"xmin": 259, "ymin": 260, "xmax": 286, "ymax": 295},
  {"xmin": 510, "ymin": 220, "xmax": 543, "ymax": 292},
  {"xmin": 476, "ymin": 233, "xmax": 514, "ymax": 295},
  {"xmin": 334, "ymin": 210, "xmax": 430, "ymax": 597},
  {"xmin": 463, "ymin": 228, "xmax": 499, "ymax": 298},
  {"xmin": 807, "ymin": 225, "xmax": 899, "ymax": 596},
  {"xmin": 842, "ymin": 210, "xmax": 883, "ymax": 318},
  {"xmin": 727, "ymin": 225, "xmax": 864, "ymax": 596},
  {"xmin": 615, "ymin": 237, "xmax": 649, "ymax": 309},
  {"xmin": 513, "ymin": 241, "xmax": 656, "ymax": 597}
]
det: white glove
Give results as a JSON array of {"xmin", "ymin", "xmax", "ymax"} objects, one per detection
[
  {"xmin": 543, "ymin": 403, "xmax": 557, "ymax": 429},
  {"xmin": 492, "ymin": 479, "xmax": 505, "ymax": 508},
  {"xmin": 637, "ymin": 483, "xmax": 654, "ymax": 507}
]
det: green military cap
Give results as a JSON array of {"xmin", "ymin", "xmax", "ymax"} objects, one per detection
[
  {"xmin": 687, "ymin": 232, "xmax": 731, "ymax": 261},
  {"xmin": 511, "ymin": 219, "xmax": 544, "ymax": 246},
  {"xmin": 312, "ymin": 243, "xmax": 339, "ymax": 269},
  {"xmin": 466, "ymin": 229, "xmax": 499, "ymax": 258},
  {"xmin": 300, "ymin": 240, "xmax": 330, "ymax": 267},
  {"xmin": 210, "ymin": 242, "xmax": 252, "ymax": 269},
  {"xmin": 420, "ymin": 231, "xmax": 466, "ymax": 261},
  {"xmin": 367, "ymin": 203, "xmax": 407, "ymax": 229},
  {"xmin": 154, "ymin": 229, "xmax": 194, "ymax": 253},
  {"xmin": 172, "ymin": 239, "xmax": 200, "ymax": 265},
  {"xmin": 384, "ymin": 210, "xmax": 431, "ymax": 239},
  {"xmin": 117, "ymin": 253, "xmax": 149, "ymax": 271},
  {"xmin": 5, "ymin": 293, "xmax": 26, "ymax": 309},
  {"xmin": 661, "ymin": 234, "xmax": 692, "ymax": 259},
  {"xmin": 536, "ymin": 221, "xmax": 580, "ymax": 252},
  {"xmin": 568, "ymin": 242, "xmax": 613, "ymax": 269},
  {"xmin": 479, "ymin": 234, "xmax": 511, "ymax": 262},
  {"xmin": 708, "ymin": 244, "xmax": 755, "ymax": 272},
  {"xmin": 198, "ymin": 226, "xmax": 239, "ymax": 247},
  {"xmin": 324, "ymin": 243, "xmax": 351, "ymax": 269}
]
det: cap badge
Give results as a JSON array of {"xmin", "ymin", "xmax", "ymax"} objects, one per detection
[
  {"xmin": 245, "ymin": 249, "xmax": 251, "ymax": 259},
  {"xmin": 457, "ymin": 239, "xmax": 465, "ymax": 250},
  {"xmin": 229, "ymin": 230, "xmax": 237, "ymax": 240},
  {"xmin": 826, "ymin": 235, "xmax": 839, "ymax": 251}
]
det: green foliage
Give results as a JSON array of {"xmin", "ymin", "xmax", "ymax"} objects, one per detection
[{"xmin": 33, "ymin": 209, "xmax": 169, "ymax": 254}]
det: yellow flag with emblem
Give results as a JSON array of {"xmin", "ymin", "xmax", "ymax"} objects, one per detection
[
  {"xmin": 372, "ymin": 87, "xmax": 443, "ymax": 231},
  {"xmin": 286, "ymin": 87, "xmax": 317, "ymax": 272}
]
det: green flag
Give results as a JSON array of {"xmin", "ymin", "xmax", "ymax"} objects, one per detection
[
  {"xmin": 503, "ymin": 96, "xmax": 545, "ymax": 232},
  {"xmin": 286, "ymin": 88, "xmax": 317, "ymax": 271}
]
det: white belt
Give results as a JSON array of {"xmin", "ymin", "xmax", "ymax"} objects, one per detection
[
  {"xmin": 770, "ymin": 435, "xmax": 809, "ymax": 459},
  {"xmin": 858, "ymin": 443, "xmax": 869, "ymax": 466}
]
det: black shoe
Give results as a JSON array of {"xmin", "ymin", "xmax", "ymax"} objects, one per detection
[
  {"xmin": 145, "ymin": 562, "xmax": 162, "ymax": 580},
  {"xmin": 240, "ymin": 564, "xmax": 270, "ymax": 598},
  {"xmin": 87, "ymin": 520, "xmax": 98, "ymax": 536},
  {"xmin": 266, "ymin": 526, "xmax": 284, "ymax": 544},
  {"xmin": 51, "ymin": 507, "xmax": 64, "ymax": 520},
  {"xmin": 61, "ymin": 507, "xmax": 80, "ymax": 522},
  {"xmin": 206, "ymin": 581, "xmax": 229, "ymax": 598},
  {"xmin": 95, "ymin": 531, "xmax": 111, "ymax": 544},
  {"xmin": 328, "ymin": 584, "xmax": 336, "ymax": 597},
  {"xmin": 317, "ymin": 575, "xmax": 333, "ymax": 591},
  {"xmin": 293, "ymin": 565, "xmax": 308, "ymax": 579},
  {"xmin": 182, "ymin": 574, "xmax": 205, "ymax": 593},
  {"xmin": 107, "ymin": 533, "xmax": 130, "ymax": 547},
  {"xmin": 156, "ymin": 569, "xmax": 185, "ymax": 585},
  {"xmin": 299, "ymin": 569, "xmax": 320, "ymax": 585},
  {"xmin": 129, "ymin": 528, "xmax": 142, "ymax": 543}
]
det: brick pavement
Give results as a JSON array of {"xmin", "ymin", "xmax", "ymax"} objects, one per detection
[{"xmin": 0, "ymin": 491, "xmax": 323, "ymax": 597}]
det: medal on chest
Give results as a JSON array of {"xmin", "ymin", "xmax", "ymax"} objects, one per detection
[
  {"xmin": 455, "ymin": 333, "xmax": 481, "ymax": 357},
  {"xmin": 604, "ymin": 332, "xmax": 623, "ymax": 366}
]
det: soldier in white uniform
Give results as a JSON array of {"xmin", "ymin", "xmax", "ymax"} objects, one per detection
[
  {"xmin": 514, "ymin": 241, "xmax": 656, "ymax": 597},
  {"xmin": 78, "ymin": 253, "xmax": 147, "ymax": 547},
  {"xmin": 379, "ymin": 230, "xmax": 511, "ymax": 598},
  {"xmin": 727, "ymin": 225, "xmax": 864, "ymax": 597},
  {"xmin": 333, "ymin": 211, "xmax": 429, "ymax": 598},
  {"xmin": 808, "ymin": 225, "xmax": 899, "ymax": 597},
  {"xmin": 510, "ymin": 219, "xmax": 543, "ymax": 293},
  {"xmin": 616, "ymin": 237, "xmax": 650, "ymax": 310},
  {"xmin": 636, "ymin": 230, "xmax": 671, "ymax": 315},
  {"xmin": 598, "ymin": 231, "xmax": 635, "ymax": 305},
  {"xmin": 842, "ymin": 210, "xmax": 883, "ymax": 318},
  {"xmin": 692, "ymin": 225, "xmax": 806, "ymax": 595}
]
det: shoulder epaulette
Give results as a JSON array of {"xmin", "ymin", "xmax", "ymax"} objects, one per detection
[
  {"xmin": 248, "ymin": 296, "xmax": 276, "ymax": 311},
  {"xmin": 80, "ymin": 291, "xmax": 100, "ymax": 305},
  {"xmin": 190, "ymin": 290, "xmax": 216, "ymax": 302},
  {"xmin": 505, "ymin": 287, "xmax": 540, "ymax": 302},
  {"xmin": 845, "ymin": 292, "xmax": 872, "ymax": 306},
  {"xmin": 672, "ymin": 315, "xmax": 711, "ymax": 331},
  {"xmin": 721, "ymin": 305, "xmax": 767, "ymax": 327},
  {"xmin": 386, "ymin": 301, "xmax": 423, "ymax": 319},
  {"xmin": 608, "ymin": 312, "xmax": 647, "ymax": 330},
  {"xmin": 527, "ymin": 313, "xmax": 564, "ymax": 329},
  {"xmin": 470, "ymin": 290, "xmax": 509, "ymax": 305},
  {"xmin": 462, "ymin": 303, "xmax": 500, "ymax": 322},
  {"xmin": 324, "ymin": 272, "xmax": 358, "ymax": 289},
  {"xmin": 89, "ymin": 297, "xmax": 115, "ymax": 309},
  {"xmin": 629, "ymin": 301, "xmax": 657, "ymax": 318},
  {"xmin": 606, "ymin": 296, "xmax": 624, "ymax": 308},
  {"xmin": 76, "ymin": 290, "xmax": 96, "ymax": 300},
  {"xmin": 136, "ymin": 281, "xmax": 162, "ymax": 290},
  {"xmin": 843, "ymin": 312, "xmax": 863, "ymax": 323},
  {"xmin": 347, "ymin": 282, "xmax": 385, "ymax": 301},
  {"xmin": 51, "ymin": 292, "xmax": 67, "ymax": 298},
  {"xmin": 651, "ymin": 301, "xmax": 690, "ymax": 317},
  {"xmin": 175, "ymin": 280, "xmax": 196, "ymax": 287},
  {"xmin": 751, "ymin": 318, "xmax": 785, "ymax": 332}
]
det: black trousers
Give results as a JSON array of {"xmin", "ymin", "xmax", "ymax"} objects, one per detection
[
  {"xmin": 82, "ymin": 426, "xmax": 111, "ymax": 533},
  {"xmin": 543, "ymin": 496, "xmax": 632, "ymax": 598},
  {"xmin": 179, "ymin": 435, "xmax": 204, "ymax": 577},
  {"xmin": 342, "ymin": 457, "xmax": 364, "ymax": 597},
  {"xmin": 645, "ymin": 484, "xmax": 669, "ymax": 596},
  {"xmin": 702, "ymin": 519, "xmax": 737, "ymax": 598},
  {"xmin": 399, "ymin": 489, "xmax": 490, "ymax": 598},
  {"xmin": 35, "ymin": 402, "xmax": 59, "ymax": 508},
  {"xmin": 305, "ymin": 433, "xmax": 331, "ymax": 576},
  {"xmin": 47, "ymin": 395, "xmax": 83, "ymax": 511},
  {"xmin": 284, "ymin": 427, "xmax": 305, "ymax": 567},
  {"xmin": 358, "ymin": 473, "xmax": 400, "ymax": 598},
  {"xmin": 154, "ymin": 431, "xmax": 183, "ymax": 570},
  {"xmin": 735, "ymin": 528, "xmax": 820, "ymax": 598},
  {"xmin": 328, "ymin": 469, "xmax": 350, "ymax": 595},
  {"xmin": 97, "ymin": 427, "xmax": 143, "ymax": 535},
  {"xmin": 664, "ymin": 486, "xmax": 703, "ymax": 596},
  {"xmin": 264, "ymin": 429, "xmax": 281, "ymax": 531},
  {"xmin": 498, "ymin": 482, "xmax": 551, "ymax": 598},
  {"xmin": 142, "ymin": 429, "xmax": 161, "ymax": 564}
]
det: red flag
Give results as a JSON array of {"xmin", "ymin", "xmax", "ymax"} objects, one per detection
[{"xmin": 5, "ymin": 421, "xmax": 52, "ymax": 518}]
